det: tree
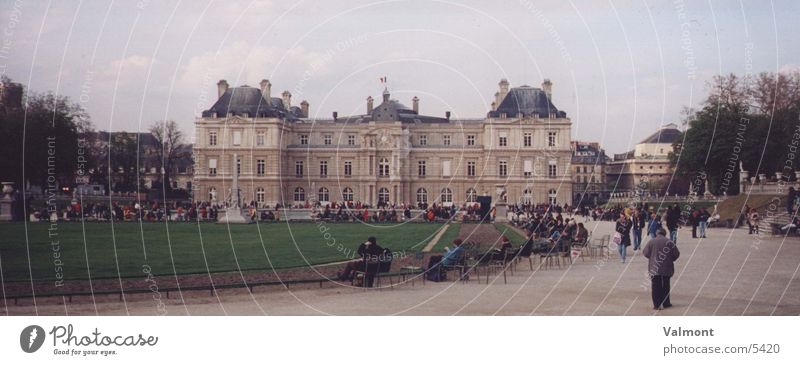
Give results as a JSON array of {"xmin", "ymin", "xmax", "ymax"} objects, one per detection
[
  {"xmin": 671, "ymin": 71, "xmax": 800, "ymax": 195},
  {"xmin": 148, "ymin": 120, "xmax": 184, "ymax": 192},
  {"xmin": 0, "ymin": 81, "xmax": 92, "ymax": 192}
]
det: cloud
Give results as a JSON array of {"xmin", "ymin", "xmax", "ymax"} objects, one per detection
[
  {"xmin": 179, "ymin": 40, "xmax": 323, "ymax": 94},
  {"xmin": 104, "ymin": 55, "xmax": 154, "ymax": 76}
]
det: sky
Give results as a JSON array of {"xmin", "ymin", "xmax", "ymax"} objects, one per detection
[{"xmin": 1, "ymin": 0, "xmax": 798, "ymax": 154}]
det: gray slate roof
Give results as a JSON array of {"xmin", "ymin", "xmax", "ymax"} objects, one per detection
[
  {"xmin": 488, "ymin": 86, "xmax": 566, "ymax": 118},
  {"xmin": 202, "ymin": 86, "xmax": 302, "ymax": 119}
]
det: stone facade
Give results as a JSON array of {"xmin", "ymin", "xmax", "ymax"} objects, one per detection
[
  {"xmin": 605, "ymin": 123, "xmax": 680, "ymax": 195},
  {"xmin": 571, "ymin": 141, "xmax": 609, "ymax": 205},
  {"xmin": 193, "ymin": 79, "xmax": 572, "ymax": 208}
]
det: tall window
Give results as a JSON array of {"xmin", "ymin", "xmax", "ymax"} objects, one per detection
[
  {"xmin": 208, "ymin": 158, "xmax": 217, "ymax": 176},
  {"xmin": 548, "ymin": 189, "xmax": 558, "ymax": 204},
  {"xmin": 499, "ymin": 135, "xmax": 507, "ymax": 147},
  {"xmin": 442, "ymin": 160, "xmax": 451, "ymax": 177},
  {"xmin": 318, "ymin": 187, "xmax": 329, "ymax": 202},
  {"xmin": 548, "ymin": 160, "xmax": 558, "ymax": 178},
  {"xmin": 441, "ymin": 188, "xmax": 452, "ymax": 204},
  {"xmin": 499, "ymin": 160, "xmax": 508, "ymax": 177},
  {"xmin": 548, "ymin": 132, "xmax": 557, "ymax": 147},
  {"xmin": 295, "ymin": 161, "xmax": 304, "ymax": 177},
  {"xmin": 300, "ymin": 134, "xmax": 308, "ymax": 145},
  {"xmin": 256, "ymin": 131, "xmax": 265, "ymax": 146},
  {"xmin": 256, "ymin": 187, "xmax": 265, "ymax": 205},
  {"xmin": 378, "ymin": 158, "xmax": 390, "ymax": 177},
  {"xmin": 294, "ymin": 187, "xmax": 305, "ymax": 202},
  {"xmin": 523, "ymin": 189, "xmax": 533, "ymax": 203},
  {"xmin": 348, "ymin": 135, "xmax": 356, "ymax": 145},
  {"xmin": 324, "ymin": 134, "xmax": 332, "ymax": 145},
  {"xmin": 232, "ymin": 130, "xmax": 242, "ymax": 146},
  {"xmin": 344, "ymin": 161, "xmax": 352, "ymax": 176},
  {"xmin": 524, "ymin": 160, "xmax": 533, "ymax": 177},
  {"xmin": 443, "ymin": 135, "xmax": 451, "ymax": 146},
  {"xmin": 418, "ymin": 160, "xmax": 427, "ymax": 176},
  {"xmin": 416, "ymin": 188, "xmax": 428, "ymax": 204},
  {"xmin": 256, "ymin": 159, "xmax": 265, "ymax": 176},
  {"xmin": 378, "ymin": 187, "xmax": 389, "ymax": 204},
  {"xmin": 466, "ymin": 188, "xmax": 477, "ymax": 203},
  {"xmin": 467, "ymin": 135, "xmax": 475, "ymax": 146},
  {"xmin": 236, "ymin": 158, "xmax": 241, "ymax": 175},
  {"xmin": 209, "ymin": 131, "xmax": 217, "ymax": 146},
  {"xmin": 419, "ymin": 135, "xmax": 427, "ymax": 146},
  {"xmin": 208, "ymin": 187, "xmax": 216, "ymax": 201},
  {"xmin": 319, "ymin": 160, "xmax": 328, "ymax": 177},
  {"xmin": 467, "ymin": 161, "xmax": 476, "ymax": 177},
  {"xmin": 342, "ymin": 187, "xmax": 353, "ymax": 201},
  {"xmin": 523, "ymin": 132, "xmax": 532, "ymax": 147}
]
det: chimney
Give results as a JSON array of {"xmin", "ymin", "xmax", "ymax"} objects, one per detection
[
  {"xmin": 259, "ymin": 79, "xmax": 271, "ymax": 100},
  {"xmin": 300, "ymin": 100, "xmax": 309, "ymax": 118},
  {"xmin": 542, "ymin": 79, "xmax": 552, "ymax": 99},
  {"xmin": 332, "ymin": 111, "xmax": 338, "ymax": 121},
  {"xmin": 491, "ymin": 101, "xmax": 496, "ymax": 111},
  {"xmin": 445, "ymin": 111, "xmax": 451, "ymax": 120},
  {"xmin": 281, "ymin": 90, "xmax": 291, "ymax": 109},
  {"xmin": 217, "ymin": 80, "xmax": 229, "ymax": 98},
  {"xmin": 367, "ymin": 96, "xmax": 374, "ymax": 114},
  {"xmin": 412, "ymin": 96, "xmax": 419, "ymax": 113},
  {"xmin": 494, "ymin": 91, "xmax": 502, "ymax": 109},
  {"xmin": 498, "ymin": 78, "xmax": 509, "ymax": 103}
]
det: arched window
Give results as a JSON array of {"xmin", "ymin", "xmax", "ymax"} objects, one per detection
[
  {"xmin": 522, "ymin": 188, "xmax": 533, "ymax": 203},
  {"xmin": 293, "ymin": 187, "xmax": 305, "ymax": 202},
  {"xmin": 416, "ymin": 188, "xmax": 428, "ymax": 204},
  {"xmin": 466, "ymin": 188, "xmax": 477, "ymax": 203},
  {"xmin": 548, "ymin": 188, "xmax": 557, "ymax": 205},
  {"xmin": 208, "ymin": 187, "xmax": 217, "ymax": 201},
  {"xmin": 342, "ymin": 187, "xmax": 353, "ymax": 202},
  {"xmin": 256, "ymin": 187, "xmax": 265, "ymax": 205},
  {"xmin": 378, "ymin": 158, "xmax": 390, "ymax": 177},
  {"xmin": 441, "ymin": 188, "xmax": 452, "ymax": 204},
  {"xmin": 318, "ymin": 187, "xmax": 329, "ymax": 202},
  {"xmin": 378, "ymin": 187, "xmax": 389, "ymax": 204}
]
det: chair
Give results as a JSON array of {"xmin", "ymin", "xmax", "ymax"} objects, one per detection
[
  {"xmin": 486, "ymin": 249, "xmax": 514, "ymax": 284},
  {"xmin": 589, "ymin": 234, "xmax": 610, "ymax": 258},
  {"xmin": 400, "ymin": 251, "xmax": 426, "ymax": 286},
  {"xmin": 514, "ymin": 237, "xmax": 536, "ymax": 270},
  {"xmin": 441, "ymin": 248, "xmax": 469, "ymax": 282},
  {"xmin": 539, "ymin": 241, "xmax": 562, "ymax": 270}
]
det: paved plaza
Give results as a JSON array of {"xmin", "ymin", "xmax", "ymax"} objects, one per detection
[{"xmin": 6, "ymin": 221, "xmax": 799, "ymax": 315}]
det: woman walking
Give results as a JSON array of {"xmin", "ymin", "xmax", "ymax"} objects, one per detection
[{"xmin": 615, "ymin": 212, "xmax": 632, "ymax": 263}]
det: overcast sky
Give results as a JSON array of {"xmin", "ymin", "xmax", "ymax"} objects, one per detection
[{"xmin": 1, "ymin": 0, "xmax": 798, "ymax": 154}]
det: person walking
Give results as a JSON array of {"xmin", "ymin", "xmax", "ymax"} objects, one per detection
[
  {"xmin": 690, "ymin": 209, "xmax": 699, "ymax": 238},
  {"xmin": 788, "ymin": 187, "xmax": 797, "ymax": 215},
  {"xmin": 749, "ymin": 209, "xmax": 760, "ymax": 235},
  {"xmin": 643, "ymin": 228, "xmax": 680, "ymax": 310},
  {"xmin": 615, "ymin": 213, "xmax": 632, "ymax": 263},
  {"xmin": 666, "ymin": 204, "xmax": 680, "ymax": 244},
  {"xmin": 647, "ymin": 212, "xmax": 662, "ymax": 239}
]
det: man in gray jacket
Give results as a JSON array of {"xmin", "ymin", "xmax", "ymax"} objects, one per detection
[{"xmin": 643, "ymin": 228, "xmax": 680, "ymax": 310}]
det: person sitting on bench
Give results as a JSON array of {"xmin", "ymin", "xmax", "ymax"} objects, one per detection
[{"xmin": 337, "ymin": 236, "xmax": 383, "ymax": 281}]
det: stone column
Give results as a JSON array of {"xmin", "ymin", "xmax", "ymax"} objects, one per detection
[{"xmin": 0, "ymin": 182, "xmax": 15, "ymax": 221}]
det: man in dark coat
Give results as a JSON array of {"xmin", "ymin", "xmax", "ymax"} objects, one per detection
[{"xmin": 643, "ymin": 228, "xmax": 680, "ymax": 310}]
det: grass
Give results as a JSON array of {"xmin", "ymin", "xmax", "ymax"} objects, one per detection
[
  {"xmin": 494, "ymin": 223, "xmax": 526, "ymax": 245},
  {"xmin": 429, "ymin": 222, "xmax": 462, "ymax": 252},
  {"xmin": 0, "ymin": 221, "xmax": 447, "ymax": 282}
]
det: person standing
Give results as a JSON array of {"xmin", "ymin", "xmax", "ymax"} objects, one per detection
[
  {"xmin": 631, "ymin": 210, "xmax": 644, "ymax": 251},
  {"xmin": 698, "ymin": 207, "xmax": 710, "ymax": 238},
  {"xmin": 690, "ymin": 209, "xmax": 699, "ymax": 238},
  {"xmin": 643, "ymin": 228, "xmax": 680, "ymax": 310},
  {"xmin": 647, "ymin": 212, "xmax": 662, "ymax": 239},
  {"xmin": 615, "ymin": 213, "xmax": 632, "ymax": 263},
  {"xmin": 749, "ymin": 209, "xmax": 760, "ymax": 235}
]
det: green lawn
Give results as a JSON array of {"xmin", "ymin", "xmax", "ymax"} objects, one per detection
[
  {"xmin": 0, "ymin": 221, "xmax": 446, "ymax": 282},
  {"xmin": 494, "ymin": 223, "xmax": 526, "ymax": 245}
]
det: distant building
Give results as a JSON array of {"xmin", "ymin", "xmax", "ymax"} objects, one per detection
[
  {"xmin": 192, "ymin": 78, "xmax": 573, "ymax": 208},
  {"xmin": 90, "ymin": 131, "xmax": 193, "ymax": 193},
  {"xmin": 571, "ymin": 141, "xmax": 609, "ymax": 205},
  {"xmin": 605, "ymin": 123, "xmax": 681, "ymax": 195}
]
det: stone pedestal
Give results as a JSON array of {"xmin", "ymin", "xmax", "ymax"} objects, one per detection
[
  {"xmin": 494, "ymin": 203, "xmax": 508, "ymax": 223},
  {"xmin": 0, "ymin": 182, "xmax": 15, "ymax": 221},
  {"xmin": 217, "ymin": 207, "xmax": 250, "ymax": 224}
]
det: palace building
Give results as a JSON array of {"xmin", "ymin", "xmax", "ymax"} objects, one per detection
[{"xmin": 192, "ymin": 78, "xmax": 573, "ymax": 208}]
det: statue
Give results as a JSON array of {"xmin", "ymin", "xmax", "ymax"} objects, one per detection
[{"xmin": 218, "ymin": 153, "xmax": 249, "ymax": 224}]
